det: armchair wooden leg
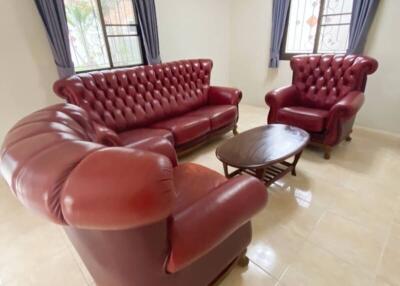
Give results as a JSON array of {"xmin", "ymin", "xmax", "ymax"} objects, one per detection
[
  {"xmin": 233, "ymin": 125, "xmax": 239, "ymax": 136},
  {"xmin": 237, "ymin": 250, "xmax": 249, "ymax": 267},
  {"xmin": 346, "ymin": 134, "xmax": 352, "ymax": 142},
  {"xmin": 324, "ymin": 146, "xmax": 331, "ymax": 160}
]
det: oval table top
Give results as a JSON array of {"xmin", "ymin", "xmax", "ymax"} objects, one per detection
[{"xmin": 216, "ymin": 124, "xmax": 310, "ymax": 169}]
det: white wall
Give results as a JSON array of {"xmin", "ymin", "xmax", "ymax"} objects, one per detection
[
  {"xmin": 229, "ymin": 0, "xmax": 292, "ymax": 108},
  {"xmin": 0, "ymin": 0, "xmax": 60, "ymax": 142},
  {"xmin": 155, "ymin": 0, "xmax": 231, "ymax": 86},
  {"xmin": 356, "ymin": 0, "xmax": 400, "ymax": 134},
  {"xmin": 0, "ymin": 0, "xmax": 398, "ymax": 141},
  {"xmin": 229, "ymin": 0, "xmax": 400, "ymax": 134}
]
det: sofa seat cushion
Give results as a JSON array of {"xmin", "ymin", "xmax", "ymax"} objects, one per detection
[
  {"xmin": 151, "ymin": 115, "xmax": 211, "ymax": 146},
  {"xmin": 173, "ymin": 163, "xmax": 227, "ymax": 213},
  {"xmin": 185, "ymin": 105, "xmax": 237, "ymax": 130},
  {"xmin": 118, "ymin": 128, "xmax": 174, "ymax": 146},
  {"xmin": 276, "ymin": 107, "xmax": 329, "ymax": 132}
]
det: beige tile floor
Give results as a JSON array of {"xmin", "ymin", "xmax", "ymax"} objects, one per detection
[{"xmin": 0, "ymin": 104, "xmax": 399, "ymax": 285}]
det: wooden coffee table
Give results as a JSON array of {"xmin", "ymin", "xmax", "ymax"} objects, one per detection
[{"xmin": 216, "ymin": 124, "xmax": 310, "ymax": 186}]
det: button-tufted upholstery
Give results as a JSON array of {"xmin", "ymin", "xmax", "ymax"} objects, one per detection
[
  {"xmin": 53, "ymin": 59, "xmax": 242, "ymax": 152},
  {"xmin": 291, "ymin": 55, "xmax": 377, "ymax": 110},
  {"xmin": 0, "ymin": 104, "xmax": 267, "ymax": 286},
  {"xmin": 266, "ymin": 54, "xmax": 378, "ymax": 158}
]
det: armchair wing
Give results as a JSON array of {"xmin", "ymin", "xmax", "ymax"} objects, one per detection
[
  {"xmin": 208, "ymin": 86, "xmax": 242, "ymax": 106},
  {"xmin": 265, "ymin": 85, "xmax": 298, "ymax": 123},
  {"xmin": 167, "ymin": 175, "xmax": 267, "ymax": 273}
]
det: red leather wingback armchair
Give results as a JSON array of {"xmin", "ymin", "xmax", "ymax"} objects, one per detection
[
  {"xmin": 266, "ymin": 55, "xmax": 378, "ymax": 159},
  {"xmin": 0, "ymin": 104, "xmax": 267, "ymax": 286}
]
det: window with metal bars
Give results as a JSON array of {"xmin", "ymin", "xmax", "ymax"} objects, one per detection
[
  {"xmin": 64, "ymin": 0, "xmax": 145, "ymax": 72},
  {"xmin": 281, "ymin": 0, "xmax": 354, "ymax": 60}
]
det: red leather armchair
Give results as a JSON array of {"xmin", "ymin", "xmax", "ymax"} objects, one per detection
[
  {"xmin": 266, "ymin": 54, "xmax": 378, "ymax": 159},
  {"xmin": 0, "ymin": 104, "xmax": 267, "ymax": 286}
]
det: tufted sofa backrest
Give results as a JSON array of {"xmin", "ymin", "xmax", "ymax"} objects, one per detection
[
  {"xmin": 54, "ymin": 59, "xmax": 213, "ymax": 132},
  {"xmin": 0, "ymin": 104, "xmax": 175, "ymax": 230},
  {"xmin": 290, "ymin": 55, "xmax": 378, "ymax": 110}
]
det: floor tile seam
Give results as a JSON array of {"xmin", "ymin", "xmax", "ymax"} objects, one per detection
[
  {"xmin": 248, "ymin": 259, "xmax": 279, "ymax": 280},
  {"xmin": 65, "ymin": 243, "xmax": 93, "ymax": 286},
  {"xmin": 323, "ymin": 209, "xmax": 393, "ymax": 236},
  {"xmin": 374, "ymin": 217, "xmax": 396, "ymax": 277},
  {"xmin": 304, "ymin": 237, "xmax": 377, "ymax": 281}
]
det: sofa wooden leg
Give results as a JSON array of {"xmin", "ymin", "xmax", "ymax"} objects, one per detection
[
  {"xmin": 237, "ymin": 251, "xmax": 249, "ymax": 267},
  {"xmin": 346, "ymin": 135, "xmax": 352, "ymax": 142},
  {"xmin": 324, "ymin": 146, "xmax": 331, "ymax": 160},
  {"xmin": 233, "ymin": 125, "xmax": 239, "ymax": 136}
]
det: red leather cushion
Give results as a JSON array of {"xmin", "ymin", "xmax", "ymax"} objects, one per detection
[
  {"xmin": 185, "ymin": 105, "xmax": 237, "ymax": 130},
  {"xmin": 151, "ymin": 115, "xmax": 211, "ymax": 146},
  {"xmin": 125, "ymin": 137, "xmax": 178, "ymax": 167},
  {"xmin": 276, "ymin": 107, "xmax": 328, "ymax": 132},
  {"xmin": 118, "ymin": 128, "xmax": 174, "ymax": 146},
  {"xmin": 173, "ymin": 163, "xmax": 227, "ymax": 213}
]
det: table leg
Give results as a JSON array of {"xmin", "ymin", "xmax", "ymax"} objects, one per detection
[
  {"xmin": 291, "ymin": 151, "xmax": 303, "ymax": 176},
  {"xmin": 223, "ymin": 162, "xmax": 229, "ymax": 178},
  {"xmin": 255, "ymin": 168, "xmax": 265, "ymax": 180}
]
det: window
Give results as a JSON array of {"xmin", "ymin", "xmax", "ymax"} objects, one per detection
[
  {"xmin": 64, "ymin": 0, "xmax": 144, "ymax": 72},
  {"xmin": 282, "ymin": 0, "xmax": 353, "ymax": 59}
]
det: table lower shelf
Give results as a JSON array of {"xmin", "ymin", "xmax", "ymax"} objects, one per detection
[
  {"xmin": 221, "ymin": 149, "xmax": 304, "ymax": 187},
  {"xmin": 225, "ymin": 161, "xmax": 294, "ymax": 187}
]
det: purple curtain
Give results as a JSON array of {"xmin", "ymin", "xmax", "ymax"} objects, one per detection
[
  {"xmin": 34, "ymin": 0, "xmax": 74, "ymax": 78},
  {"xmin": 133, "ymin": 0, "xmax": 161, "ymax": 65},
  {"xmin": 347, "ymin": 0, "xmax": 380, "ymax": 54},
  {"xmin": 269, "ymin": 0, "xmax": 290, "ymax": 68}
]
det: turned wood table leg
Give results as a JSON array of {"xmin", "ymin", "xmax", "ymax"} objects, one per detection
[
  {"xmin": 223, "ymin": 162, "xmax": 229, "ymax": 178},
  {"xmin": 255, "ymin": 168, "xmax": 265, "ymax": 180},
  {"xmin": 291, "ymin": 151, "xmax": 303, "ymax": 176}
]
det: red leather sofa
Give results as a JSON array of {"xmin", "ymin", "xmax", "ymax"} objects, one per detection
[
  {"xmin": 0, "ymin": 104, "xmax": 267, "ymax": 286},
  {"xmin": 266, "ymin": 54, "xmax": 378, "ymax": 159},
  {"xmin": 53, "ymin": 59, "xmax": 242, "ymax": 154}
]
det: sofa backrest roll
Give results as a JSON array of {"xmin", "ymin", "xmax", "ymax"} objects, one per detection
[
  {"xmin": 290, "ymin": 54, "xmax": 378, "ymax": 110},
  {"xmin": 0, "ymin": 104, "xmax": 175, "ymax": 230},
  {"xmin": 53, "ymin": 59, "xmax": 213, "ymax": 132}
]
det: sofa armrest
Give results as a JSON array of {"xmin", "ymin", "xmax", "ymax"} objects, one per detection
[
  {"xmin": 53, "ymin": 77, "xmax": 84, "ymax": 103},
  {"xmin": 323, "ymin": 91, "xmax": 364, "ymax": 146},
  {"xmin": 167, "ymin": 175, "xmax": 267, "ymax": 273},
  {"xmin": 126, "ymin": 137, "xmax": 178, "ymax": 167},
  {"xmin": 208, "ymin": 86, "xmax": 242, "ymax": 105},
  {"xmin": 265, "ymin": 85, "xmax": 298, "ymax": 123},
  {"xmin": 328, "ymin": 91, "xmax": 365, "ymax": 120},
  {"xmin": 61, "ymin": 148, "xmax": 175, "ymax": 230},
  {"xmin": 265, "ymin": 85, "xmax": 298, "ymax": 108}
]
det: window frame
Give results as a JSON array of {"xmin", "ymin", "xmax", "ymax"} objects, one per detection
[
  {"xmin": 66, "ymin": 0, "xmax": 147, "ymax": 74},
  {"xmin": 280, "ymin": 0, "xmax": 352, "ymax": 60}
]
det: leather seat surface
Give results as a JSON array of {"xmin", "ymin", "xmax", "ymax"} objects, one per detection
[
  {"xmin": 185, "ymin": 105, "xmax": 237, "ymax": 130},
  {"xmin": 172, "ymin": 163, "xmax": 227, "ymax": 213},
  {"xmin": 119, "ymin": 128, "xmax": 174, "ymax": 146},
  {"xmin": 277, "ymin": 106, "xmax": 328, "ymax": 132},
  {"xmin": 151, "ymin": 115, "xmax": 211, "ymax": 146}
]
